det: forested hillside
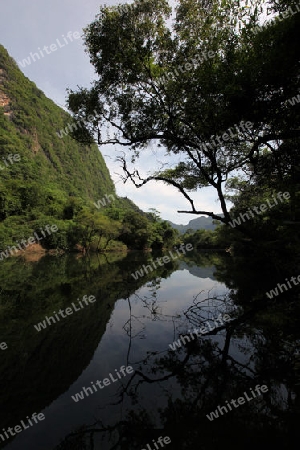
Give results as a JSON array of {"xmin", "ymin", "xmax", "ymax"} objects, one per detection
[
  {"xmin": 0, "ymin": 45, "xmax": 115, "ymax": 203},
  {"xmin": 0, "ymin": 45, "xmax": 177, "ymax": 252}
]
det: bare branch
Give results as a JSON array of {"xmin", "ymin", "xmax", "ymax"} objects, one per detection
[
  {"xmin": 117, "ymin": 154, "xmax": 197, "ymax": 212},
  {"xmin": 177, "ymin": 210, "xmax": 227, "ymax": 223}
]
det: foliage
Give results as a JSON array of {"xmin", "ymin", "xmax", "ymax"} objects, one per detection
[
  {"xmin": 182, "ymin": 225, "xmax": 231, "ymax": 249},
  {"xmin": 0, "ymin": 44, "xmax": 178, "ymax": 252},
  {"xmin": 66, "ymin": 0, "xmax": 300, "ymax": 247}
]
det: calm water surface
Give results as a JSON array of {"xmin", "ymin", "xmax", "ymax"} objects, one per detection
[{"xmin": 0, "ymin": 251, "xmax": 299, "ymax": 449}]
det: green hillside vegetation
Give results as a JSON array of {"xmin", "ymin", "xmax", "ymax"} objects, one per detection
[{"xmin": 0, "ymin": 45, "xmax": 177, "ymax": 253}]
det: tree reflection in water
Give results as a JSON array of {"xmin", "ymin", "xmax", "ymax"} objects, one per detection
[{"xmin": 56, "ymin": 271, "xmax": 300, "ymax": 450}]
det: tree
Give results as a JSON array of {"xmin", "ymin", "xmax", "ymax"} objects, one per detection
[
  {"xmin": 93, "ymin": 216, "xmax": 121, "ymax": 251},
  {"xmin": 67, "ymin": 0, "xmax": 300, "ymax": 229},
  {"xmin": 75, "ymin": 210, "xmax": 121, "ymax": 252},
  {"xmin": 119, "ymin": 211, "xmax": 151, "ymax": 249}
]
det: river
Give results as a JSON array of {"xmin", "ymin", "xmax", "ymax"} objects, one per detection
[{"xmin": 0, "ymin": 250, "xmax": 299, "ymax": 449}]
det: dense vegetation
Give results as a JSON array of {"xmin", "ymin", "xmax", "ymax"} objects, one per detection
[
  {"xmin": 0, "ymin": 45, "xmax": 177, "ymax": 253},
  {"xmin": 67, "ymin": 0, "xmax": 300, "ymax": 254}
]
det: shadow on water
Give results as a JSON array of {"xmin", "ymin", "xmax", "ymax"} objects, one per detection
[
  {"xmin": 1, "ymin": 250, "xmax": 300, "ymax": 449},
  {"xmin": 0, "ymin": 251, "xmax": 178, "ymax": 443}
]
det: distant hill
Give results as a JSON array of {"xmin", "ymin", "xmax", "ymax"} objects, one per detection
[{"xmin": 168, "ymin": 216, "xmax": 218, "ymax": 234}]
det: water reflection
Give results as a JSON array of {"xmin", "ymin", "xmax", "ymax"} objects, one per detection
[{"xmin": 0, "ymin": 251, "xmax": 299, "ymax": 449}]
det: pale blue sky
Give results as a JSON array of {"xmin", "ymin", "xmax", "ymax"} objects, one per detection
[{"xmin": 0, "ymin": 0, "xmax": 222, "ymax": 223}]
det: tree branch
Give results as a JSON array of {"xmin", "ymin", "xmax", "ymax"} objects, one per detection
[{"xmin": 177, "ymin": 210, "xmax": 227, "ymax": 223}]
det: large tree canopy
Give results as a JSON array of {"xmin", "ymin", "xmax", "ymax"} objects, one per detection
[{"xmin": 67, "ymin": 0, "xmax": 300, "ymax": 226}]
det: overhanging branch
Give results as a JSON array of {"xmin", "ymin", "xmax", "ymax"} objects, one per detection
[
  {"xmin": 117, "ymin": 153, "xmax": 229, "ymax": 224},
  {"xmin": 177, "ymin": 210, "xmax": 227, "ymax": 223}
]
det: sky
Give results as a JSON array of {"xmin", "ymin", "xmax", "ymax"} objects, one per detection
[{"xmin": 0, "ymin": 0, "xmax": 223, "ymax": 224}]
